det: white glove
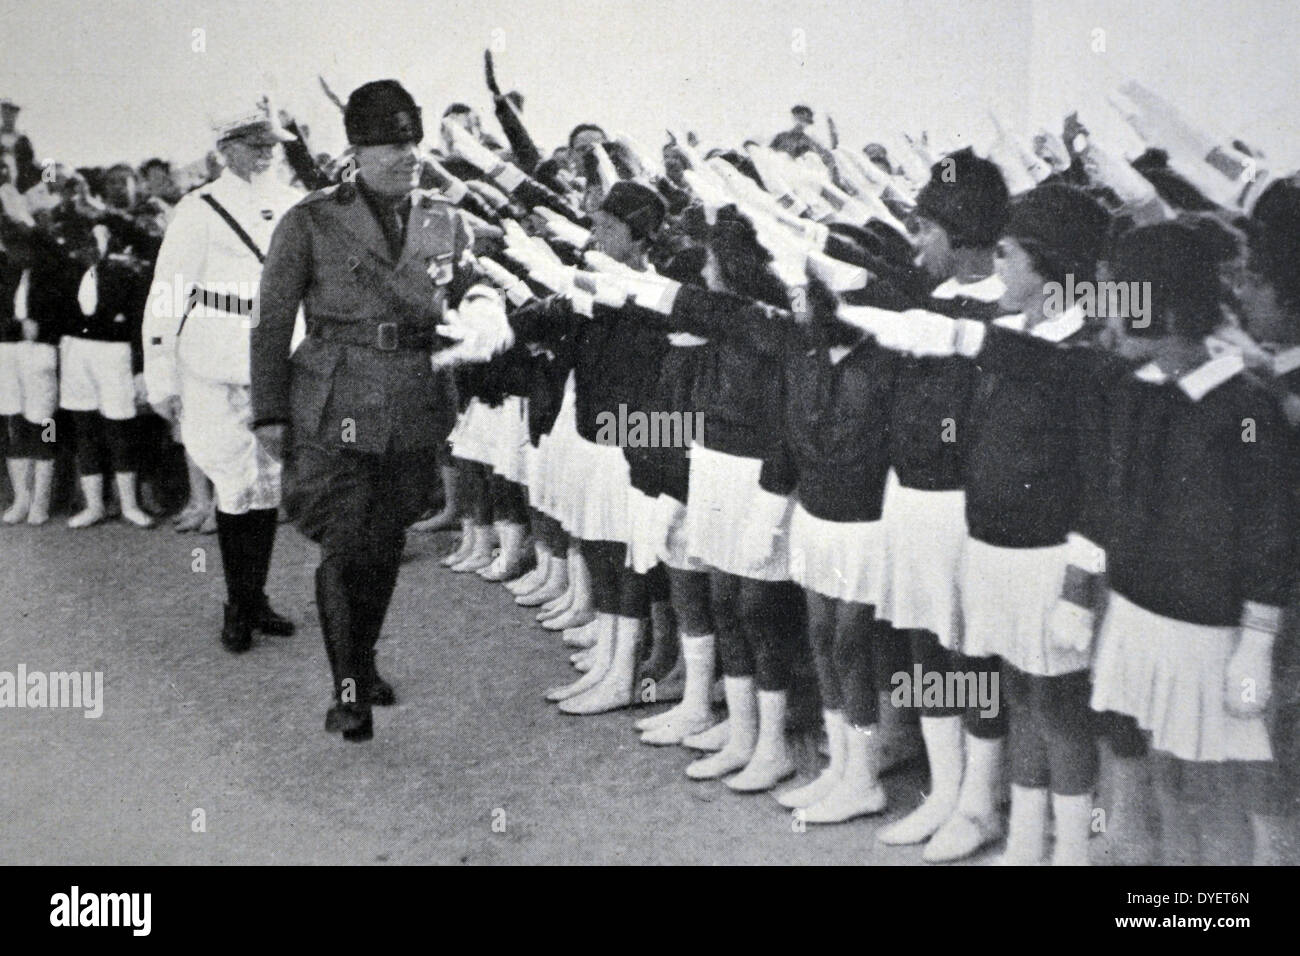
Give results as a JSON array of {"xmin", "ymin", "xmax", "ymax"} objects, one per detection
[
  {"xmin": 446, "ymin": 124, "xmax": 501, "ymax": 172},
  {"xmin": 750, "ymin": 214, "xmax": 810, "ymax": 288},
  {"xmin": 1047, "ymin": 601, "xmax": 1098, "ymax": 654},
  {"xmin": 745, "ymin": 145, "xmax": 808, "ymax": 215},
  {"xmin": 1047, "ymin": 534, "xmax": 1107, "ymax": 652},
  {"xmin": 1225, "ymin": 602, "xmax": 1281, "ymax": 718},
  {"xmin": 447, "ymin": 125, "xmax": 526, "ymax": 192},
  {"xmin": 589, "ymin": 142, "xmax": 621, "ymax": 196},
  {"xmin": 534, "ymin": 207, "xmax": 591, "ymax": 248},
  {"xmin": 682, "ymin": 169, "xmax": 731, "ymax": 221},
  {"xmin": 613, "ymin": 131, "xmax": 665, "ymax": 181},
  {"xmin": 583, "ymin": 249, "xmax": 639, "ymax": 276},
  {"xmin": 736, "ymin": 494, "xmax": 792, "ymax": 569},
  {"xmin": 573, "ymin": 270, "xmax": 631, "ymax": 308},
  {"xmin": 1225, "ymin": 627, "xmax": 1274, "ymax": 718},
  {"xmin": 807, "ymin": 249, "xmax": 870, "ymax": 292},
  {"xmin": 625, "ymin": 273, "xmax": 682, "ymax": 315},
  {"xmin": 476, "ymin": 257, "xmax": 534, "ymax": 306},
  {"xmin": 501, "ymin": 218, "xmax": 536, "ymax": 256},
  {"xmin": 465, "ymin": 179, "xmax": 513, "ymax": 213},
  {"xmin": 526, "ymin": 260, "xmax": 576, "ymax": 295},
  {"xmin": 433, "ymin": 287, "xmax": 516, "ymax": 367},
  {"xmin": 837, "ymin": 305, "xmax": 911, "ymax": 349},
  {"xmin": 900, "ymin": 308, "xmax": 961, "ymax": 357}
]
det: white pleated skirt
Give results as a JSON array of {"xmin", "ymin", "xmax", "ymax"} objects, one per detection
[
  {"xmin": 536, "ymin": 373, "xmax": 583, "ymax": 526},
  {"xmin": 788, "ymin": 503, "xmax": 884, "ymax": 606},
  {"xmin": 684, "ymin": 444, "xmax": 791, "ymax": 581},
  {"xmin": 1091, "ymin": 590, "xmax": 1273, "ymax": 763},
  {"xmin": 447, "ymin": 397, "xmax": 496, "ymax": 466},
  {"xmin": 961, "ymin": 538, "xmax": 1087, "ymax": 676},
  {"xmin": 526, "ymin": 433, "xmax": 552, "ymax": 512},
  {"xmin": 488, "ymin": 396, "xmax": 531, "ymax": 485},
  {"xmin": 564, "ymin": 436, "xmax": 631, "ymax": 543},
  {"xmin": 626, "ymin": 487, "xmax": 665, "ymax": 574},
  {"xmin": 877, "ymin": 469, "xmax": 966, "ymax": 649}
]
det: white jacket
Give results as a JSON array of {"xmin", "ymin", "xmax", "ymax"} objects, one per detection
[{"xmin": 143, "ymin": 170, "xmax": 301, "ymax": 400}]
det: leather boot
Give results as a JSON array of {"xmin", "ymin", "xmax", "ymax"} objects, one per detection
[
  {"xmin": 350, "ymin": 552, "xmax": 402, "ymax": 706},
  {"xmin": 251, "ymin": 598, "xmax": 296, "ymax": 636},
  {"xmin": 244, "ymin": 508, "xmax": 294, "ymax": 635},
  {"xmin": 316, "ymin": 561, "xmax": 373, "ymax": 742},
  {"xmin": 221, "ymin": 602, "xmax": 253, "ymax": 653}
]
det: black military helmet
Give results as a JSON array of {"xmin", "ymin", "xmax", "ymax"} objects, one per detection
[{"xmin": 344, "ymin": 80, "xmax": 423, "ymax": 147}]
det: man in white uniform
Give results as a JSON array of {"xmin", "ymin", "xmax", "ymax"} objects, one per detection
[{"xmin": 143, "ymin": 107, "xmax": 303, "ymax": 653}]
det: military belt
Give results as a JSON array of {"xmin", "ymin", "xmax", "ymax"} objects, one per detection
[{"xmin": 306, "ymin": 317, "xmax": 435, "ymax": 352}]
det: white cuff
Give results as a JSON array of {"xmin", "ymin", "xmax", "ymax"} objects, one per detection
[
  {"xmin": 493, "ymin": 164, "xmax": 527, "ymax": 194},
  {"xmin": 1241, "ymin": 601, "xmax": 1282, "ymax": 636},
  {"xmin": 1065, "ymin": 533, "xmax": 1106, "ymax": 574}
]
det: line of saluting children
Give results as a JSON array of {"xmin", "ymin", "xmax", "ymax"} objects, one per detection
[
  {"xmin": 4, "ymin": 76, "xmax": 1299, "ymax": 866},
  {"xmin": 424, "ymin": 86, "xmax": 1300, "ymax": 866}
]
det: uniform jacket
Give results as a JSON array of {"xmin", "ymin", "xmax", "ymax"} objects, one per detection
[
  {"xmin": 888, "ymin": 273, "xmax": 1008, "ymax": 491},
  {"xmin": 664, "ymin": 284, "xmax": 789, "ymax": 461},
  {"xmin": 979, "ymin": 324, "xmax": 1295, "ymax": 626},
  {"xmin": 23, "ymin": 206, "xmax": 97, "ymax": 347},
  {"xmin": 761, "ymin": 338, "xmax": 899, "ymax": 523},
  {"xmin": 252, "ymin": 179, "xmax": 479, "ymax": 454},
  {"xmin": 963, "ymin": 306, "xmax": 1092, "ymax": 548},
  {"xmin": 66, "ymin": 203, "xmax": 164, "ymax": 372},
  {"xmin": 143, "ymin": 170, "xmax": 302, "ymax": 399}
]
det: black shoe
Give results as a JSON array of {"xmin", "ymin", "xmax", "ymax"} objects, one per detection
[
  {"xmin": 251, "ymin": 597, "xmax": 295, "ymax": 636},
  {"xmin": 221, "ymin": 603, "xmax": 253, "ymax": 653},
  {"xmin": 370, "ymin": 673, "xmax": 397, "ymax": 706},
  {"xmin": 325, "ymin": 704, "xmax": 373, "ymax": 741}
]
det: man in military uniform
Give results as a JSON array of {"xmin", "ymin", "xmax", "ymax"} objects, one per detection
[
  {"xmin": 144, "ymin": 106, "xmax": 303, "ymax": 651},
  {"xmin": 251, "ymin": 80, "xmax": 513, "ymax": 742}
]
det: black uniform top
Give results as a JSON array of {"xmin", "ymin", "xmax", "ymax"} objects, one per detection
[
  {"xmin": 888, "ymin": 274, "xmax": 1007, "ymax": 491},
  {"xmin": 623, "ymin": 337, "xmax": 710, "ymax": 504},
  {"xmin": 963, "ymin": 309, "xmax": 1093, "ymax": 548},
  {"xmin": 507, "ymin": 293, "xmax": 670, "ymax": 447},
  {"xmin": 24, "ymin": 208, "xmax": 96, "ymax": 346},
  {"xmin": 0, "ymin": 250, "xmax": 21, "ymax": 343},
  {"xmin": 667, "ymin": 284, "xmax": 787, "ymax": 461},
  {"xmin": 63, "ymin": 206, "xmax": 162, "ymax": 375},
  {"xmin": 979, "ymin": 323, "xmax": 1295, "ymax": 626},
  {"xmin": 760, "ymin": 337, "xmax": 899, "ymax": 522}
]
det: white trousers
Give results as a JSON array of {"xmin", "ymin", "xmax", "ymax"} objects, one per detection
[{"xmin": 179, "ymin": 373, "xmax": 280, "ymax": 514}]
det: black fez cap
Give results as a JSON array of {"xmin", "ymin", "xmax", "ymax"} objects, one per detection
[
  {"xmin": 599, "ymin": 181, "xmax": 666, "ymax": 241},
  {"xmin": 345, "ymin": 80, "xmax": 424, "ymax": 147}
]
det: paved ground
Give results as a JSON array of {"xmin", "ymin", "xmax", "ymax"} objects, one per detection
[{"xmin": 1, "ymin": 512, "xmax": 983, "ymax": 865}]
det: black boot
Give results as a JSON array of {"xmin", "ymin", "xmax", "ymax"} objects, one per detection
[
  {"xmin": 316, "ymin": 560, "xmax": 373, "ymax": 742},
  {"xmin": 221, "ymin": 602, "xmax": 253, "ymax": 653},
  {"xmin": 250, "ymin": 595, "xmax": 296, "ymax": 636},
  {"xmin": 350, "ymin": 550, "xmax": 403, "ymax": 706},
  {"xmin": 245, "ymin": 508, "xmax": 294, "ymax": 635}
]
